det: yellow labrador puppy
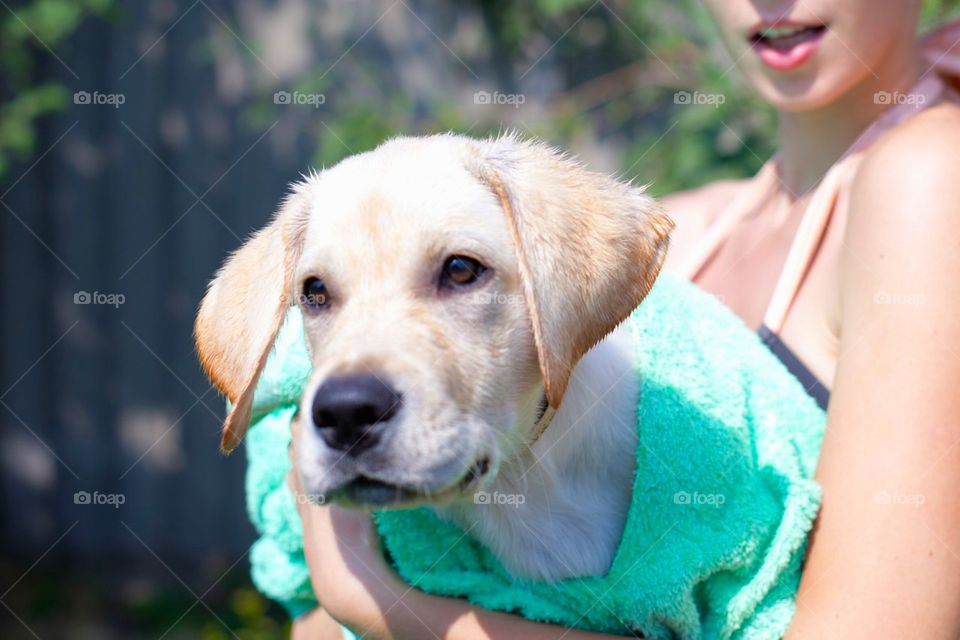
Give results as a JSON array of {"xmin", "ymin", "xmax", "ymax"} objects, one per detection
[{"xmin": 196, "ymin": 133, "xmax": 672, "ymax": 581}]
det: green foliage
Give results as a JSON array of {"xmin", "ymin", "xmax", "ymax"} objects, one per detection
[
  {"xmin": 0, "ymin": 0, "xmax": 111, "ymax": 178},
  {"xmin": 923, "ymin": 0, "xmax": 960, "ymax": 27},
  {"xmin": 266, "ymin": 0, "xmax": 960, "ymax": 196},
  {"xmin": 8, "ymin": 0, "xmax": 960, "ymax": 187},
  {"xmin": 271, "ymin": 0, "xmax": 776, "ymax": 194}
]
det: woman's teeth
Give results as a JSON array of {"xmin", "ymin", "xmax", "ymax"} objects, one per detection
[
  {"xmin": 761, "ymin": 26, "xmax": 809, "ymax": 39},
  {"xmin": 752, "ymin": 25, "xmax": 825, "ymax": 51}
]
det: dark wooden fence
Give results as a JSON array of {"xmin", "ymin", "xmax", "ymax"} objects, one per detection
[
  {"xmin": 0, "ymin": 0, "xmax": 657, "ymax": 593},
  {"xmin": 0, "ymin": 0, "xmax": 574, "ymax": 570},
  {"xmin": 1, "ymin": 0, "xmax": 300, "ymax": 565}
]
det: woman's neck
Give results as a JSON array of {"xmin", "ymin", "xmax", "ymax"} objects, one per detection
[{"xmin": 777, "ymin": 43, "xmax": 923, "ymax": 196}]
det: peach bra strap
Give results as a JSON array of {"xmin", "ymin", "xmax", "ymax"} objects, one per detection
[
  {"xmin": 678, "ymin": 65, "xmax": 953, "ymax": 333},
  {"xmin": 762, "ymin": 157, "xmax": 855, "ymax": 332},
  {"xmin": 674, "ymin": 160, "xmax": 780, "ymax": 283}
]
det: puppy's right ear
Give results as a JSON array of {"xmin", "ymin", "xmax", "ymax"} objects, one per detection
[
  {"xmin": 195, "ymin": 186, "xmax": 310, "ymax": 453},
  {"xmin": 466, "ymin": 135, "xmax": 672, "ymax": 409}
]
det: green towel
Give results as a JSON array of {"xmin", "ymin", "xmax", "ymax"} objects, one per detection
[{"xmin": 244, "ymin": 272, "xmax": 826, "ymax": 638}]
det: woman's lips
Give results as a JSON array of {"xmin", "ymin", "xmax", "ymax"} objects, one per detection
[{"xmin": 748, "ymin": 24, "xmax": 828, "ymax": 71}]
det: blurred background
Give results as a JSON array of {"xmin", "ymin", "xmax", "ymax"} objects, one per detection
[{"xmin": 2, "ymin": 0, "xmax": 958, "ymax": 638}]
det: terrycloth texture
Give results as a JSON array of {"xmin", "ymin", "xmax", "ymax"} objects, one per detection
[
  {"xmin": 244, "ymin": 315, "xmax": 314, "ymax": 619},
  {"xmin": 245, "ymin": 272, "xmax": 826, "ymax": 638}
]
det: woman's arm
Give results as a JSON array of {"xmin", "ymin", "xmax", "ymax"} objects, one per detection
[
  {"xmin": 291, "ymin": 607, "xmax": 348, "ymax": 640},
  {"xmin": 788, "ymin": 106, "xmax": 960, "ymax": 638},
  {"xmin": 293, "ymin": 503, "xmax": 625, "ymax": 640}
]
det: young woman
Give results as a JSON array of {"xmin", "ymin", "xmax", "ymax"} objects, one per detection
[{"xmin": 292, "ymin": 1, "xmax": 960, "ymax": 637}]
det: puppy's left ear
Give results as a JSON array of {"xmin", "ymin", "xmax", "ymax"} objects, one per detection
[
  {"xmin": 466, "ymin": 135, "xmax": 672, "ymax": 407},
  {"xmin": 195, "ymin": 186, "xmax": 310, "ymax": 453}
]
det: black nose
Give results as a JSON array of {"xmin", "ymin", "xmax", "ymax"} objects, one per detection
[{"xmin": 311, "ymin": 374, "xmax": 401, "ymax": 454}]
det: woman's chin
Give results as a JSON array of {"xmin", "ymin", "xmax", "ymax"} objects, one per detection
[
  {"xmin": 759, "ymin": 84, "xmax": 835, "ymax": 113},
  {"xmin": 749, "ymin": 67, "xmax": 866, "ymax": 113}
]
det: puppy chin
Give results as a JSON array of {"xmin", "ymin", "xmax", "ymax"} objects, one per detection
[
  {"xmin": 301, "ymin": 450, "xmax": 497, "ymax": 510},
  {"xmin": 296, "ymin": 462, "xmax": 353, "ymax": 506},
  {"xmin": 296, "ymin": 412, "xmax": 503, "ymax": 508},
  {"xmin": 295, "ymin": 433, "xmax": 356, "ymax": 502}
]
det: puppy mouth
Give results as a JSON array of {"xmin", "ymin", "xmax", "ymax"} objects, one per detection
[
  {"xmin": 335, "ymin": 477, "xmax": 422, "ymax": 507},
  {"xmin": 329, "ymin": 456, "xmax": 491, "ymax": 508}
]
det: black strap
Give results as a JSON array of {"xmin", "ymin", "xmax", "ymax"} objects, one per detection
[{"xmin": 758, "ymin": 325, "xmax": 830, "ymax": 411}]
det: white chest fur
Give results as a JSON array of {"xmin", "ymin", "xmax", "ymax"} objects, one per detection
[{"xmin": 438, "ymin": 324, "xmax": 640, "ymax": 581}]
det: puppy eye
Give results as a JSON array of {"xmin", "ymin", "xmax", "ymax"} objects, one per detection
[
  {"xmin": 300, "ymin": 277, "xmax": 328, "ymax": 310},
  {"xmin": 440, "ymin": 255, "xmax": 486, "ymax": 288}
]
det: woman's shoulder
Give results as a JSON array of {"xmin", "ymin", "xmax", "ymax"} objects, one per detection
[
  {"xmin": 857, "ymin": 101, "xmax": 960, "ymax": 188},
  {"xmin": 843, "ymin": 101, "xmax": 960, "ymax": 291},
  {"xmin": 661, "ymin": 178, "xmax": 752, "ymax": 270},
  {"xmin": 851, "ymin": 101, "xmax": 960, "ymax": 225}
]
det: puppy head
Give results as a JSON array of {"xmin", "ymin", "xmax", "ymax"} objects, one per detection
[{"xmin": 195, "ymin": 134, "xmax": 671, "ymax": 507}]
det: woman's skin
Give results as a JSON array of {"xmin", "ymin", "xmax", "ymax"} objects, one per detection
[
  {"xmin": 671, "ymin": 3, "xmax": 960, "ymax": 637},
  {"xmin": 292, "ymin": 1, "xmax": 960, "ymax": 637}
]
